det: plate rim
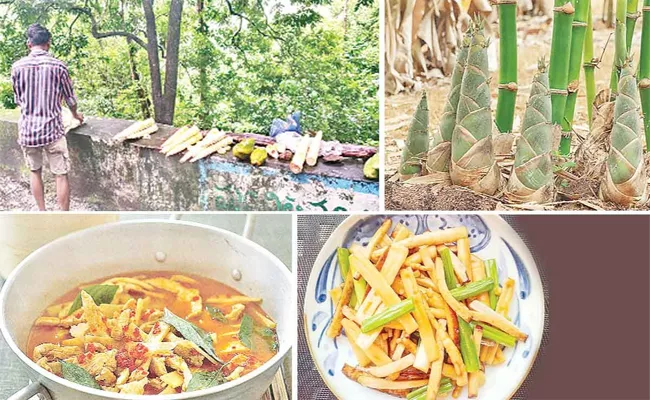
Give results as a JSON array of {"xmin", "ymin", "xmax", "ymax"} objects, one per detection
[{"xmin": 302, "ymin": 214, "xmax": 546, "ymax": 400}]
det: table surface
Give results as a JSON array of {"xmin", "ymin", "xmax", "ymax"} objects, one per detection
[
  {"xmin": 296, "ymin": 215, "xmax": 551, "ymax": 400},
  {"xmin": 0, "ymin": 214, "xmax": 292, "ymax": 399}
]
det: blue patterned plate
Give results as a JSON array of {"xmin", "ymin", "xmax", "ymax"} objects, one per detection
[{"xmin": 303, "ymin": 214, "xmax": 545, "ymax": 400}]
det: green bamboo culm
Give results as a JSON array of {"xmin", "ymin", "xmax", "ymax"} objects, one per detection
[
  {"xmin": 640, "ymin": 0, "xmax": 650, "ymax": 149},
  {"xmin": 400, "ymin": 93, "xmax": 430, "ymax": 180},
  {"xmin": 505, "ymin": 61, "xmax": 555, "ymax": 203},
  {"xmin": 495, "ymin": 0, "xmax": 518, "ymax": 134},
  {"xmin": 427, "ymin": 32, "xmax": 472, "ymax": 174},
  {"xmin": 559, "ymin": 0, "xmax": 591, "ymax": 154},
  {"xmin": 583, "ymin": 4, "xmax": 597, "ymax": 127},
  {"xmin": 450, "ymin": 24, "xmax": 500, "ymax": 195},
  {"xmin": 600, "ymin": 66, "xmax": 647, "ymax": 205},
  {"xmin": 549, "ymin": 0, "xmax": 575, "ymax": 155},
  {"xmin": 626, "ymin": 0, "xmax": 641, "ymax": 50},
  {"xmin": 610, "ymin": 0, "xmax": 628, "ymax": 96}
]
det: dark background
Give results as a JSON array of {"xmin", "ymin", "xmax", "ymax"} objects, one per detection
[
  {"xmin": 297, "ymin": 215, "xmax": 650, "ymax": 400},
  {"xmin": 509, "ymin": 215, "xmax": 650, "ymax": 399}
]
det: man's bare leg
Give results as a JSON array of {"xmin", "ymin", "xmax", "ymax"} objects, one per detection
[
  {"xmin": 55, "ymin": 174, "xmax": 70, "ymax": 211},
  {"xmin": 30, "ymin": 169, "xmax": 46, "ymax": 211}
]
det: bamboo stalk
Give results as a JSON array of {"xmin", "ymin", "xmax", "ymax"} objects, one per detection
[
  {"xmin": 427, "ymin": 32, "xmax": 472, "ymax": 174},
  {"xmin": 610, "ymin": 0, "xmax": 628, "ymax": 97},
  {"xmin": 306, "ymin": 131, "xmax": 323, "ymax": 166},
  {"xmin": 495, "ymin": 0, "xmax": 518, "ymax": 134},
  {"xmin": 505, "ymin": 61, "xmax": 554, "ymax": 203},
  {"xmin": 549, "ymin": 0, "xmax": 575, "ymax": 155},
  {"xmin": 626, "ymin": 0, "xmax": 640, "ymax": 50},
  {"xmin": 450, "ymin": 24, "xmax": 500, "ymax": 194},
  {"xmin": 583, "ymin": 4, "xmax": 597, "ymax": 127},
  {"xmin": 640, "ymin": 0, "xmax": 650, "ymax": 148},
  {"xmin": 600, "ymin": 66, "xmax": 646, "ymax": 204},
  {"xmin": 400, "ymin": 93, "xmax": 429, "ymax": 179},
  {"xmin": 560, "ymin": 0, "xmax": 590, "ymax": 154},
  {"xmin": 290, "ymin": 135, "xmax": 311, "ymax": 174}
]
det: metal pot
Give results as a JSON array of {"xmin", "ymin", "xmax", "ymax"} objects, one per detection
[{"xmin": 0, "ymin": 220, "xmax": 294, "ymax": 400}]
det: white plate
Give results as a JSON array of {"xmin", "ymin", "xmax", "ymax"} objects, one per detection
[{"xmin": 303, "ymin": 214, "xmax": 545, "ymax": 400}]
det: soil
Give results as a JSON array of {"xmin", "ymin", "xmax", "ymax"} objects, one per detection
[
  {"xmin": 0, "ymin": 174, "xmax": 97, "ymax": 211},
  {"xmin": 386, "ymin": 183, "xmax": 498, "ymax": 210},
  {"xmin": 384, "ymin": 6, "xmax": 649, "ymax": 211}
]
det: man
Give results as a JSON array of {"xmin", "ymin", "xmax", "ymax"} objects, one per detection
[{"xmin": 11, "ymin": 23, "xmax": 83, "ymax": 211}]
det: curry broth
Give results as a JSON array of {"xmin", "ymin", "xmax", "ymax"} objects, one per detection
[{"xmin": 27, "ymin": 271, "xmax": 278, "ymax": 394}]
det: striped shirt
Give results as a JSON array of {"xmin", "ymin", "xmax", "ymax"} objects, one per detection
[{"xmin": 11, "ymin": 49, "xmax": 77, "ymax": 147}]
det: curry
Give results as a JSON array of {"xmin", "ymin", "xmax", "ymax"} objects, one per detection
[{"xmin": 26, "ymin": 271, "xmax": 279, "ymax": 394}]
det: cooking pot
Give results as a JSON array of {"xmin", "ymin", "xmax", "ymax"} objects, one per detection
[{"xmin": 0, "ymin": 219, "xmax": 294, "ymax": 399}]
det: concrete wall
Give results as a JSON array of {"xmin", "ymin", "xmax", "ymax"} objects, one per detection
[{"xmin": 0, "ymin": 113, "xmax": 379, "ymax": 211}]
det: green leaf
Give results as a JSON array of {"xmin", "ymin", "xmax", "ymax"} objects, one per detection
[
  {"xmin": 68, "ymin": 285, "xmax": 119, "ymax": 315},
  {"xmin": 206, "ymin": 305, "xmax": 227, "ymax": 323},
  {"xmin": 186, "ymin": 371, "xmax": 227, "ymax": 391},
  {"xmin": 161, "ymin": 308, "xmax": 224, "ymax": 364},
  {"xmin": 239, "ymin": 314, "xmax": 254, "ymax": 349},
  {"xmin": 258, "ymin": 327, "xmax": 275, "ymax": 338},
  {"xmin": 60, "ymin": 361, "xmax": 101, "ymax": 390}
]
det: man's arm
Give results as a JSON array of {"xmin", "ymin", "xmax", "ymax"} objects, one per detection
[
  {"xmin": 11, "ymin": 67, "xmax": 21, "ymax": 107},
  {"xmin": 60, "ymin": 66, "xmax": 83, "ymax": 123}
]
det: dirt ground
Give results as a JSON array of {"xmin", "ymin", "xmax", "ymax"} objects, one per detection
[
  {"xmin": 0, "ymin": 174, "xmax": 96, "ymax": 211},
  {"xmin": 384, "ymin": 8, "xmax": 648, "ymax": 211}
]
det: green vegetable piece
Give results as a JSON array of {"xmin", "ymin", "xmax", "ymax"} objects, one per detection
[
  {"xmin": 458, "ymin": 318, "xmax": 479, "ymax": 372},
  {"xmin": 408, "ymin": 378, "xmax": 453, "ymax": 399},
  {"xmin": 206, "ymin": 305, "xmax": 227, "ymax": 323},
  {"xmin": 233, "ymin": 138, "xmax": 255, "ymax": 160},
  {"xmin": 439, "ymin": 248, "xmax": 457, "ymax": 289},
  {"xmin": 449, "ymin": 279, "xmax": 494, "ymax": 301},
  {"xmin": 338, "ymin": 247, "xmax": 357, "ymax": 307},
  {"xmin": 470, "ymin": 321, "xmax": 516, "ymax": 347},
  {"xmin": 60, "ymin": 361, "xmax": 101, "ymax": 390},
  {"xmin": 361, "ymin": 298, "xmax": 414, "ymax": 333},
  {"xmin": 68, "ymin": 285, "xmax": 119, "ymax": 315},
  {"xmin": 239, "ymin": 314, "xmax": 254, "ymax": 349},
  {"xmin": 338, "ymin": 248, "xmax": 351, "ymax": 279},
  {"xmin": 363, "ymin": 153, "xmax": 379, "ymax": 180},
  {"xmin": 162, "ymin": 308, "xmax": 223, "ymax": 364},
  {"xmin": 186, "ymin": 371, "xmax": 227, "ymax": 391},
  {"xmin": 250, "ymin": 147, "xmax": 267, "ymax": 166},
  {"xmin": 485, "ymin": 259, "xmax": 499, "ymax": 309}
]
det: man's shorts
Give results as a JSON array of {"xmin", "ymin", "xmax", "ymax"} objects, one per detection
[{"xmin": 21, "ymin": 136, "xmax": 70, "ymax": 175}]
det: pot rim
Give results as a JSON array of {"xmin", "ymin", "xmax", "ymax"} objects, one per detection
[{"xmin": 0, "ymin": 219, "xmax": 293, "ymax": 399}]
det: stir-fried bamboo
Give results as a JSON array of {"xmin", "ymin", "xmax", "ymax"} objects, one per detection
[{"xmin": 328, "ymin": 220, "xmax": 528, "ymax": 398}]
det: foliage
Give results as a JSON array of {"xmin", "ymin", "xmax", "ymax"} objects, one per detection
[
  {"xmin": 0, "ymin": 79, "xmax": 15, "ymax": 109},
  {"xmin": 0, "ymin": 0, "xmax": 378, "ymax": 145}
]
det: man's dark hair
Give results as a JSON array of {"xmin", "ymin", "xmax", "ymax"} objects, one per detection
[{"xmin": 26, "ymin": 23, "xmax": 51, "ymax": 46}]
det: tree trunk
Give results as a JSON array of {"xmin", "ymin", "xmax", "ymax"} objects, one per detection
[
  {"xmin": 160, "ymin": 0, "xmax": 184, "ymax": 125},
  {"xmin": 127, "ymin": 38, "xmax": 152, "ymax": 118},
  {"xmin": 197, "ymin": 0, "xmax": 209, "ymax": 117},
  {"xmin": 142, "ymin": 0, "xmax": 164, "ymax": 122}
]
